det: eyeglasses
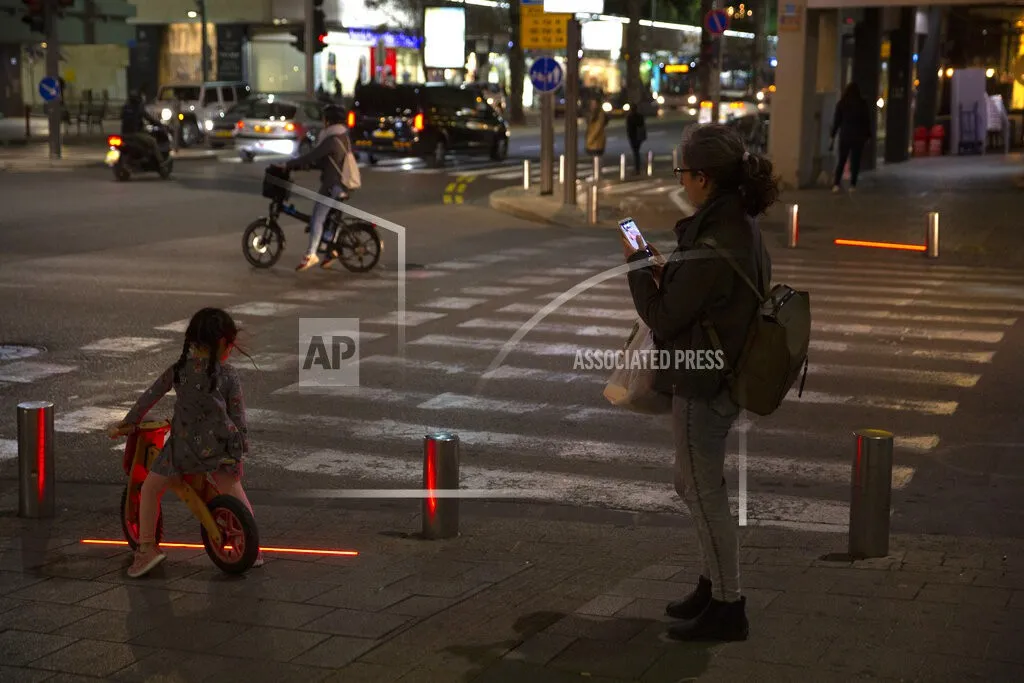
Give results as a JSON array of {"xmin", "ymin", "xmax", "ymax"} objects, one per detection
[{"xmin": 673, "ymin": 167, "xmax": 697, "ymax": 178}]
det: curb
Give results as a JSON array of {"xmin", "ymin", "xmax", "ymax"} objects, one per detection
[
  {"xmin": 0, "ymin": 149, "xmax": 228, "ymax": 172},
  {"xmin": 489, "ymin": 185, "xmax": 623, "ymax": 229}
]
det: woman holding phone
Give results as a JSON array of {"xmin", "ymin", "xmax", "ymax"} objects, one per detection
[{"xmin": 620, "ymin": 123, "xmax": 779, "ymax": 641}]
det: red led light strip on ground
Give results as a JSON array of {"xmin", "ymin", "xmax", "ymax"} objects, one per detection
[
  {"xmin": 36, "ymin": 410, "xmax": 46, "ymax": 502},
  {"xmin": 80, "ymin": 539, "xmax": 358, "ymax": 556},
  {"xmin": 834, "ymin": 238, "xmax": 927, "ymax": 252}
]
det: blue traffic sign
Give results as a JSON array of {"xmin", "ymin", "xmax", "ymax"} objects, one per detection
[
  {"xmin": 529, "ymin": 57, "xmax": 564, "ymax": 93},
  {"xmin": 705, "ymin": 9, "xmax": 729, "ymax": 35},
  {"xmin": 38, "ymin": 76, "xmax": 60, "ymax": 102}
]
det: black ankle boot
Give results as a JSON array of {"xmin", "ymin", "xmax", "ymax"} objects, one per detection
[
  {"xmin": 666, "ymin": 596, "xmax": 748, "ymax": 642},
  {"xmin": 665, "ymin": 575, "xmax": 712, "ymax": 620}
]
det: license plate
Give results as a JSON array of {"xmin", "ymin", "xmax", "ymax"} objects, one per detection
[
  {"xmin": 254, "ymin": 125, "xmax": 271, "ymax": 133},
  {"xmin": 372, "ymin": 130, "xmax": 395, "ymax": 138},
  {"xmin": 355, "ymin": 140, "xmax": 372, "ymax": 146},
  {"xmin": 213, "ymin": 130, "xmax": 233, "ymax": 138},
  {"xmin": 105, "ymin": 149, "xmax": 120, "ymax": 165}
]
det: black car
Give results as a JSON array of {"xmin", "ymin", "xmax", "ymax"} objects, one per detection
[{"xmin": 347, "ymin": 82, "xmax": 509, "ymax": 167}]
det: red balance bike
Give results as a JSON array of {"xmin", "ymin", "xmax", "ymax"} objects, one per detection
[{"xmin": 115, "ymin": 420, "xmax": 260, "ymax": 574}]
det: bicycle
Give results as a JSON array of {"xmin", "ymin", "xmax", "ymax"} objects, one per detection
[
  {"xmin": 242, "ymin": 165, "xmax": 383, "ymax": 272},
  {"xmin": 114, "ymin": 420, "xmax": 261, "ymax": 574}
]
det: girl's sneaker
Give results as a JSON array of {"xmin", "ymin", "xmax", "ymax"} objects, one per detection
[
  {"xmin": 296, "ymin": 254, "xmax": 319, "ymax": 271},
  {"xmin": 127, "ymin": 547, "xmax": 166, "ymax": 578}
]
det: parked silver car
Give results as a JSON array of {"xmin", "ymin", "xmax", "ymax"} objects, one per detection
[
  {"xmin": 235, "ymin": 95, "xmax": 328, "ymax": 162},
  {"xmin": 147, "ymin": 81, "xmax": 252, "ymax": 147}
]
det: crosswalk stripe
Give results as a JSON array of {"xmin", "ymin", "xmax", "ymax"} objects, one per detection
[
  {"xmin": 770, "ymin": 263, "xmax": 1024, "ymax": 282},
  {"xmin": 811, "ymin": 294, "xmax": 1024, "ymax": 314},
  {"xmin": 244, "ymin": 409, "xmax": 916, "ymax": 488},
  {"xmin": 0, "ymin": 439, "xmax": 16, "ymax": 462}
]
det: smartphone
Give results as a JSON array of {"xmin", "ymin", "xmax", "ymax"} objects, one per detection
[{"xmin": 618, "ymin": 217, "xmax": 645, "ymax": 250}]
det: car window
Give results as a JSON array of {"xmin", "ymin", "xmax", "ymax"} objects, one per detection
[
  {"xmin": 247, "ymin": 101, "xmax": 298, "ymax": 119},
  {"xmin": 222, "ymin": 86, "xmax": 235, "ymax": 103},
  {"xmin": 203, "ymin": 87, "xmax": 220, "ymax": 105}
]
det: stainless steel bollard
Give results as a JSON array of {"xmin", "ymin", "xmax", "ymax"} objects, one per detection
[
  {"xmin": 422, "ymin": 431, "xmax": 460, "ymax": 539},
  {"xmin": 787, "ymin": 204, "xmax": 799, "ymax": 248},
  {"xmin": 848, "ymin": 429, "xmax": 894, "ymax": 559},
  {"xmin": 559, "ymin": 154, "xmax": 565, "ymax": 185},
  {"xmin": 591, "ymin": 154, "xmax": 600, "ymax": 183},
  {"xmin": 647, "ymin": 149, "xmax": 654, "ymax": 176},
  {"xmin": 672, "ymin": 146, "xmax": 679, "ymax": 169},
  {"xmin": 522, "ymin": 160, "xmax": 530, "ymax": 190},
  {"xmin": 587, "ymin": 181, "xmax": 598, "ymax": 224},
  {"xmin": 926, "ymin": 212, "xmax": 939, "ymax": 258},
  {"xmin": 619, "ymin": 153, "xmax": 626, "ymax": 180},
  {"xmin": 18, "ymin": 401, "xmax": 55, "ymax": 518}
]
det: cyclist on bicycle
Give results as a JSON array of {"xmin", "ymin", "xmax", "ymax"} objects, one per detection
[{"xmin": 273, "ymin": 103, "xmax": 354, "ymax": 271}]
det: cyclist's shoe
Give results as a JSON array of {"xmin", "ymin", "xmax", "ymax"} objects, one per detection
[
  {"xmin": 296, "ymin": 254, "xmax": 319, "ymax": 271},
  {"xmin": 320, "ymin": 249, "xmax": 339, "ymax": 269}
]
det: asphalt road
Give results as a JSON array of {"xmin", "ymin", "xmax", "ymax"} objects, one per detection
[{"xmin": 1, "ymin": 122, "xmax": 1023, "ymax": 544}]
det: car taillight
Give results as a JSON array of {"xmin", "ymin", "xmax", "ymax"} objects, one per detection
[
  {"xmin": 413, "ymin": 113, "xmax": 424, "ymax": 132},
  {"xmin": 236, "ymin": 120, "xmax": 244, "ymax": 130},
  {"xmin": 107, "ymin": 135, "xmax": 122, "ymax": 147},
  {"xmin": 347, "ymin": 111, "xmax": 355, "ymax": 128}
]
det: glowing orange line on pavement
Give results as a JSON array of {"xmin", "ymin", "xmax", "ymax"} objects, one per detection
[
  {"xmin": 80, "ymin": 539, "xmax": 358, "ymax": 556},
  {"xmin": 834, "ymin": 239, "xmax": 927, "ymax": 252}
]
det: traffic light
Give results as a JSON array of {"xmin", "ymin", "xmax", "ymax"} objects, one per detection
[
  {"xmin": 312, "ymin": 0, "xmax": 326, "ymax": 54},
  {"xmin": 21, "ymin": 0, "xmax": 44, "ymax": 34}
]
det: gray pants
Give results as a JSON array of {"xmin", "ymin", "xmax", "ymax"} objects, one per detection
[{"xmin": 671, "ymin": 388, "xmax": 741, "ymax": 601}]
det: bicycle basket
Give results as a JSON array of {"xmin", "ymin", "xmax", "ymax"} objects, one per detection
[{"xmin": 262, "ymin": 165, "xmax": 290, "ymax": 202}]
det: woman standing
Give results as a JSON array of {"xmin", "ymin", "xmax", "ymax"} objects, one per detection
[
  {"xmin": 830, "ymin": 82, "xmax": 873, "ymax": 192},
  {"xmin": 622, "ymin": 123, "xmax": 779, "ymax": 642}
]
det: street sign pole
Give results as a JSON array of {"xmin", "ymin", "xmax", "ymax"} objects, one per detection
[
  {"xmin": 304, "ymin": 0, "xmax": 315, "ymax": 96},
  {"xmin": 563, "ymin": 19, "xmax": 580, "ymax": 207},
  {"xmin": 43, "ymin": 0, "xmax": 61, "ymax": 160},
  {"xmin": 541, "ymin": 90, "xmax": 554, "ymax": 195},
  {"xmin": 704, "ymin": 5, "xmax": 729, "ymax": 125}
]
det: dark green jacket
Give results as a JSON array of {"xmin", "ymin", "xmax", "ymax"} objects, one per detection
[{"xmin": 626, "ymin": 190, "xmax": 770, "ymax": 398}]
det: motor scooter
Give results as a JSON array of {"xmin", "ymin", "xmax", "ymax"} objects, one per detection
[{"xmin": 106, "ymin": 124, "xmax": 173, "ymax": 181}]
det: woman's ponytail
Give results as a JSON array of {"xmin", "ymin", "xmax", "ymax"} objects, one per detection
[{"xmin": 738, "ymin": 151, "xmax": 780, "ymax": 217}]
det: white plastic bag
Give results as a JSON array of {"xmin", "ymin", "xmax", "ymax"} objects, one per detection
[{"xmin": 603, "ymin": 319, "xmax": 672, "ymax": 414}]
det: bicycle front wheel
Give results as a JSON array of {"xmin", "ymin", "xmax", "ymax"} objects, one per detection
[{"xmin": 242, "ymin": 218, "xmax": 285, "ymax": 268}]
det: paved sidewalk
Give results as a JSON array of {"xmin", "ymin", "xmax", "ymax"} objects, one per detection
[{"xmin": 1, "ymin": 481, "xmax": 1021, "ymax": 682}]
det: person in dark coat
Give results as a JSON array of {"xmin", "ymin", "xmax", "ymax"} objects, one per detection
[
  {"xmin": 829, "ymin": 82, "xmax": 874, "ymax": 192},
  {"xmin": 626, "ymin": 103, "xmax": 646, "ymax": 174}
]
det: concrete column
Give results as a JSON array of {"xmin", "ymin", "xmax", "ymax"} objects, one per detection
[
  {"xmin": 884, "ymin": 7, "xmax": 916, "ymax": 163},
  {"xmin": 853, "ymin": 8, "xmax": 882, "ymax": 171},
  {"xmin": 914, "ymin": 7, "xmax": 944, "ymax": 129},
  {"xmin": 769, "ymin": 3, "xmax": 821, "ymax": 189}
]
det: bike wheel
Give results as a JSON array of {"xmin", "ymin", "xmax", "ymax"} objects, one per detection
[
  {"xmin": 336, "ymin": 223, "xmax": 382, "ymax": 273},
  {"xmin": 200, "ymin": 495, "xmax": 260, "ymax": 574},
  {"xmin": 120, "ymin": 484, "xmax": 162, "ymax": 551},
  {"xmin": 242, "ymin": 218, "xmax": 284, "ymax": 268}
]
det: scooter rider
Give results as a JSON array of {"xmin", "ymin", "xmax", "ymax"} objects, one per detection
[
  {"xmin": 273, "ymin": 103, "xmax": 353, "ymax": 271},
  {"xmin": 120, "ymin": 91, "xmax": 165, "ymax": 164}
]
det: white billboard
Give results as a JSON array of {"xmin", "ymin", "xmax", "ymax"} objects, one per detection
[
  {"xmin": 543, "ymin": 0, "xmax": 605, "ymax": 13},
  {"xmin": 424, "ymin": 7, "xmax": 466, "ymax": 69}
]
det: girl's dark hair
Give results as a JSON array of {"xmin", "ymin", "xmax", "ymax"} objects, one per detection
[
  {"xmin": 172, "ymin": 307, "xmax": 251, "ymax": 391},
  {"xmin": 841, "ymin": 82, "xmax": 862, "ymax": 102},
  {"xmin": 681, "ymin": 123, "xmax": 780, "ymax": 216}
]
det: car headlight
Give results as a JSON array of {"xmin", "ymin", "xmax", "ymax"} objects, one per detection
[
  {"xmin": 687, "ymin": 95, "xmax": 697, "ymax": 105},
  {"xmin": 161, "ymin": 108, "xmax": 171, "ymax": 121},
  {"xmin": 657, "ymin": 95, "xmax": 665, "ymax": 104},
  {"xmin": 602, "ymin": 102, "xmax": 612, "ymax": 112},
  {"xmin": 204, "ymin": 119, "xmax": 214, "ymax": 131},
  {"xmin": 623, "ymin": 103, "xmax": 631, "ymax": 111}
]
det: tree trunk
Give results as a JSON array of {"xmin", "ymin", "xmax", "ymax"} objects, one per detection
[
  {"xmin": 509, "ymin": 0, "xmax": 526, "ymax": 124},
  {"xmin": 625, "ymin": 0, "xmax": 642, "ymax": 101}
]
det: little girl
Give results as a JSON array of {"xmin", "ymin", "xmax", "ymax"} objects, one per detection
[{"xmin": 109, "ymin": 307, "xmax": 263, "ymax": 578}]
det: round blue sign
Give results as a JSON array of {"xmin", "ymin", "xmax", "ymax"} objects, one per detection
[
  {"xmin": 529, "ymin": 57, "xmax": 563, "ymax": 94},
  {"xmin": 705, "ymin": 9, "xmax": 729, "ymax": 35},
  {"xmin": 38, "ymin": 76, "xmax": 60, "ymax": 102}
]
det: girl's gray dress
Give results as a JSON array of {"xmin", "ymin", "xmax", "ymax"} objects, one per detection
[{"xmin": 124, "ymin": 354, "xmax": 248, "ymax": 477}]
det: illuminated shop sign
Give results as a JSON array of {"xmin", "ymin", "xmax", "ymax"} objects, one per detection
[{"xmin": 346, "ymin": 29, "xmax": 422, "ymax": 49}]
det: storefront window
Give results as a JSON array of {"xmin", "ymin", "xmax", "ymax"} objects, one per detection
[
  {"xmin": 251, "ymin": 39, "xmax": 305, "ymax": 93},
  {"xmin": 161, "ymin": 23, "xmax": 216, "ymax": 85}
]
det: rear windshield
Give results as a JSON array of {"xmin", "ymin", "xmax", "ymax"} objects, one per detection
[
  {"xmin": 159, "ymin": 86, "xmax": 200, "ymax": 101},
  {"xmin": 246, "ymin": 101, "xmax": 298, "ymax": 119},
  {"xmin": 355, "ymin": 85, "xmax": 420, "ymax": 114}
]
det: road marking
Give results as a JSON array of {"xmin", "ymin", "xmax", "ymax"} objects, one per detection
[
  {"xmin": 460, "ymin": 286, "xmax": 528, "ymax": 296},
  {"xmin": 227, "ymin": 302, "xmax": 301, "ymax": 316},
  {"xmin": 0, "ymin": 439, "xmax": 16, "ymax": 462},
  {"xmin": 81, "ymin": 337, "xmax": 170, "ymax": 354},
  {"xmin": 811, "ymin": 294, "xmax": 1024, "ymax": 314},
  {"xmin": 345, "ymin": 279, "xmax": 399, "ymax": 289},
  {"xmin": 429, "ymin": 261, "xmax": 483, "ymax": 270},
  {"xmin": 499, "ymin": 303, "xmax": 632, "ymax": 319},
  {"xmin": 419, "ymin": 297, "xmax": 488, "ymax": 310},
  {"xmin": 411, "ymin": 333, "xmax": 583, "ymax": 357},
  {"xmin": 0, "ymin": 361, "xmax": 77, "ymax": 383},
  {"xmin": 813, "ymin": 322, "xmax": 1003, "ymax": 344},
  {"xmin": 365, "ymin": 311, "xmax": 447, "ymax": 326},
  {"xmin": 279, "ymin": 290, "xmax": 355, "ymax": 302},
  {"xmin": 784, "ymin": 390, "xmax": 957, "ymax": 415},
  {"xmin": 501, "ymin": 248, "xmax": 547, "ymax": 257},
  {"xmin": 228, "ymin": 353, "xmax": 295, "ymax": 372},
  {"xmin": 770, "ymin": 263, "xmax": 1024, "ymax": 282},
  {"xmin": 54, "ymin": 406, "xmax": 131, "ymax": 433},
  {"xmin": 457, "ymin": 318, "xmax": 633, "ymax": 337},
  {"xmin": 443, "ymin": 175, "xmax": 474, "ymax": 205},
  {"xmin": 115, "ymin": 288, "xmax": 233, "ymax": 297},
  {"xmin": 155, "ymin": 319, "xmax": 189, "ymax": 333},
  {"xmin": 546, "ymin": 267, "xmax": 600, "ymax": 276},
  {"xmin": 807, "ymin": 340, "xmax": 994, "ymax": 363},
  {"xmin": 261, "ymin": 445, "xmax": 860, "ymax": 529},
  {"xmin": 808, "ymin": 363, "xmax": 980, "ymax": 387},
  {"xmin": 465, "ymin": 254, "xmax": 517, "ymax": 264},
  {"xmin": 506, "ymin": 275, "xmax": 566, "ymax": 286}
]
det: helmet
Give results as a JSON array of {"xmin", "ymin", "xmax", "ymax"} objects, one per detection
[{"xmin": 323, "ymin": 104, "xmax": 345, "ymax": 126}]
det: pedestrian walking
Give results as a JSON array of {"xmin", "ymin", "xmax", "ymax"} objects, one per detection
[
  {"xmin": 829, "ymin": 82, "xmax": 873, "ymax": 192},
  {"xmin": 585, "ymin": 99, "xmax": 608, "ymax": 158},
  {"xmin": 626, "ymin": 103, "xmax": 646, "ymax": 174},
  {"xmin": 621, "ymin": 123, "xmax": 779, "ymax": 641}
]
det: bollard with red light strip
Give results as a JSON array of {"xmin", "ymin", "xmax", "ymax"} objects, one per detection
[
  {"xmin": 18, "ymin": 401, "xmax": 55, "ymax": 519},
  {"xmin": 848, "ymin": 429, "xmax": 894, "ymax": 559},
  {"xmin": 422, "ymin": 431, "xmax": 460, "ymax": 539}
]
